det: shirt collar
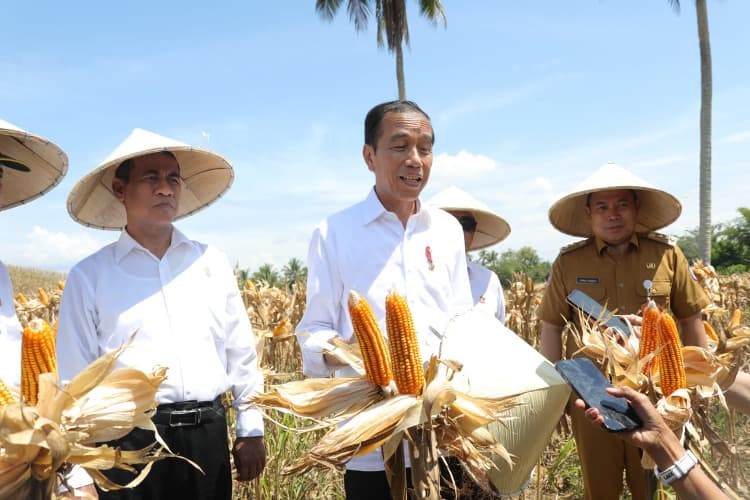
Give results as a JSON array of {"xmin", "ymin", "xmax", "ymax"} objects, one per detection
[
  {"xmin": 114, "ymin": 226, "xmax": 190, "ymax": 262},
  {"xmin": 361, "ymin": 186, "xmax": 429, "ymax": 226},
  {"xmin": 594, "ymin": 232, "xmax": 640, "ymax": 254}
]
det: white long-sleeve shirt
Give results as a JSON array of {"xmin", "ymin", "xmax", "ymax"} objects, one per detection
[
  {"xmin": 0, "ymin": 261, "xmax": 23, "ymax": 387},
  {"xmin": 296, "ymin": 188, "xmax": 473, "ymax": 471},
  {"xmin": 56, "ymin": 227, "xmax": 263, "ymax": 437},
  {"xmin": 468, "ymin": 260, "xmax": 506, "ymax": 323}
]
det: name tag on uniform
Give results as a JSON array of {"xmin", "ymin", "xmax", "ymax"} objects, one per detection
[{"xmin": 576, "ymin": 277, "xmax": 600, "ymax": 284}]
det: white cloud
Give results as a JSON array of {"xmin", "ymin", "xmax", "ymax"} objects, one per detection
[
  {"xmin": 16, "ymin": 226, "xmax": 104, "ymax": 270},
  {"xmin": 720, "ymin": 129, "xmax": 750, "ymax": 144},
  {"xmin": 432, "ymin": 150, "xmax": 497, "ymax": 179}
]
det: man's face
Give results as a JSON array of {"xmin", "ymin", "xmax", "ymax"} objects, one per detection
[
  {"xmin": 585, "ymin": 189, "xmax": 639, "ymax": 246},
  {"xmin": 112, "ymin": 152, "xmax": 181, "ymax": 229},
  {"xmin": 363, "ymin": 111, "xmax": 434, "ymax": 211}
]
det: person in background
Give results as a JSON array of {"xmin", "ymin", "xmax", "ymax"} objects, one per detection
[
  {"xmin": 537, "ymin": 162, "xmax": 709, "ymax": 500},
  {"xmin": 428, "ymin": 185, "xmax": 511, "ymax": 323},
  {"xmin": 0, "ymin": 119, "xmax": 96, "ymax": 498},
  {"xmin": 576, "ymin": 385, "xmax": 726, "ymax": 499},
  {"xmin": 57, "ymin": 128, "xmax": 265, "ymax": 499},
  {"xmin": 295, "ymin": 100, "xmax": 473, "ymax": 499}
]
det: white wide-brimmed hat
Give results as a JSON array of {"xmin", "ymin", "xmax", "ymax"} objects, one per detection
[
  {"xmin": 428, "ymin": 186, "xmax": 511, "ymax": 251},
  {"xmin": 548, "ymin": 161, "xmax": 682, "ymax": 237},
  {"xmin": 67, "ymin": 128, "xmax": 234, "ymax": 230},
  {"xmin": 0, "ymin": 119, "xmax": 68, "ymax": 211}
]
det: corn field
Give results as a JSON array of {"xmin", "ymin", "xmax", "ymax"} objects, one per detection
[{"xmin": 7, "ymin": 266, "xmax": 750, "ymax": 499}]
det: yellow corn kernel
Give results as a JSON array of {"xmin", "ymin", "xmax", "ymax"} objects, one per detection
[
  {"xmin": 656, "ymin": 313, "xmax": 687, "ymax": 397},
  {"xmin": 57, "ymin": 280, "xmax": 65, "ymax": 291},
  {"xmin": 21, "ymin": 318, "xmax": 57, "ymax": 406},
  {"xmin": 0, "ymin": 377, "xmax": 15, "ymax": 405},
  {"xmin": 385, "ymin": 291, "xmax": 424, "ymax": 395},
  {"xmin": 348, "ymin": 291, "xmax": 392, "ymax": 387},
  {"xmin": 638, "ymin": 300, "xmax": 661, "ymax": 375},
  {"xmin": 16, "ymin": 292, "xmax": 28, "ymax": 305},
  {"xmin": 729, "ymin": 309, "xmax": 742, "ymax": 329},
  {"xmin": 703, "ymin": 320, "xmax": 718, "ymax": 342},
  {"xmin": 38, "ymin": 287, "xmax": 50, "ymax": 306}
]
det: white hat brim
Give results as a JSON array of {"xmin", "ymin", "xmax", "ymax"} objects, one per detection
[
  {"xmin": 427, "ymin": 186, "xmax": 511, "ymax": 251},
  {"xmin": 67, "ymin": 128, "xmax": 234, "ymax": 230},
  {"xmin": 0, "ymin": 119, "xmax": 68, "ymax": 211},
  {"xmin": 548, "ymin": 162, "xmax": 682, "ymax": 237}
]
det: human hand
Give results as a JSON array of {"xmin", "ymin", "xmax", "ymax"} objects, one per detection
[
  {"xmin": 232, "ymin": 436, "xmax": 266, "ymax": 481},
  {"xmin": 59, "ymin": 484, "xmax": 98, "ymax": 498},
  {"xmin": 574, "ymin": 386, "xmax": 667, "ymax": 450}
]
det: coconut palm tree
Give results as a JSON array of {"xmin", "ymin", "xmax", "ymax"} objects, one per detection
[
  {"xmin": 252, "ymin": 263, "xmax": 281, "ymax": 288},
  {"xmin": 282, "ymin": 257, "xmax": 308, "ymax": 290},
  {"xmin": 670, "ymin": 0, "xmax": 713, "ymax": 263},
  {"xmin": 315, "ymin": 0, "xmax": 446, "ymax": 100}
]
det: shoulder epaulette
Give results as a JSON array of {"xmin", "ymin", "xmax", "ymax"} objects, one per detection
[
  {"xmin": 643, "ymin": 231, "xmax": 676, "ymax": 247},
  {"xmin": 560, "ymin": 238, "xmax": 592, "ymax": 255}
]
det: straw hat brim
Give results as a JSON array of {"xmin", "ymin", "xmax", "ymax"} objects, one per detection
[
  {"xmin": 427, "ymin": 186, "xmax": 511, "ymax": 251},
  {"xmin": 548, "ymin": 163, "xmax": 682, "ymax": 237},
  {"xmin": 67, "ymin": 138, "xmax": 233, "ymax": 230},
  {"xmin": 0, "ymin": 120, "xmax": 68, "ymax": 211}
]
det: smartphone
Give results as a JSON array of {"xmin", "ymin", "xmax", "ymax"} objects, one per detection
[
  {"xmin": 555, "ymin": 358, "xmax": 642, "ymax": 432},
  {"xmin": 566, "ymin": 289, "xmax": 631, "ymax": 338}
]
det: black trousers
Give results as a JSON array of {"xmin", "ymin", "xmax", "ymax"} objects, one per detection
[
  {"xmin": 96, "ymin": 403, "xmax": 231, "ymax": 500},
  {"xmin": 344, "ymin": 458, "xmax": 464, "ymax": 500}
]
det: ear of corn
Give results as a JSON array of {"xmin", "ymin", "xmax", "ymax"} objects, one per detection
[
  {"xmin": 348, "ymin": 291, "xmax": 393, "ymax": 387},
  {"xmin": 385, "ymin": 291, "xmax": 424, "ymax": 395},
  {"xmin": 729, "ymin": 308, "xmax": 742, "ymax": 329},
  {"xmin": 21, "ymin": 318, "xmax": 57, "ymax": 406},
  {"xmin": 0, "ymin": 377, "xmax": 15, "ymax": 405},
  {"xmin": 16, "ymin": 292, "xmax": 28, "ymax": 305},
  {"xmin": 656, "ymin": 313, "xmax": 687, "ymax": 397},
  {"xmin": 38, "ymin": 287, "xmax": 50, "ymax": 306},
  {"xmin": 703, "ymin": 320, "xmax": 719, "ymax": 342},
  {"xmin": 638, "ymin": 300, "xmax": 661, "ymax": 375}
]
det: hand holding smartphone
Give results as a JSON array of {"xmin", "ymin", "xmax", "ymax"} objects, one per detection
[{"xmin": 555, "ymin": 358, "xmax": 642, "ymax": 432}]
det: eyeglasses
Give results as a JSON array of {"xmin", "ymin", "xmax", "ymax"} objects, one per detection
[
  {"xmin": 457, "ymin": 215, "xmax": 477, "ymax": 232},
  {"xmin": 0, "ymin": 153, "xmax": 30, "ymax": 173}
]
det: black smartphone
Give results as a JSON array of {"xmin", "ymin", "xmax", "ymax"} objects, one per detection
[
  {"xmin": 566, "ymin": 289, "xmax": 631, "ymax": 338},
  {"xmin": 555, "ymin": 358, "xmax": 642, "ymax": 432}
]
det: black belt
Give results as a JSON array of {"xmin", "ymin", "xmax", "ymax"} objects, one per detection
[{"xmin": 152, "ymin": 397, "xmax": 225, "ymax": 427}]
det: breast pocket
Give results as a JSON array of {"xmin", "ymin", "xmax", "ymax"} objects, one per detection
[{"xmin": 637, "ymin": 279, "xmax": 672, "ymax": 311}]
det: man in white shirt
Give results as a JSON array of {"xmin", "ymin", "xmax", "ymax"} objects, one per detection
[
  {"xmin": 428, "ymin": 186, "xmax": 511, "ymax": 323},
  {"xmin": 295, "ymin": 101, "xmax": 473, "ymax": 499},
  {"xmin": 57, "ymin": 129, "xmax": 265, "ymax": 499}
]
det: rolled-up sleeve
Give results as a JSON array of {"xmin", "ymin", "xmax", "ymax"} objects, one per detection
[
  {"xmin": 57, "ymin": 265, "xmax": 100, "ymax": 384},
  {"xmin": 295, "ymin": 224, "xmax": 342, "ymax": 378},
  {"xmin": 221, "ymin": 257, "xmax": 264, "ymax": 437}
]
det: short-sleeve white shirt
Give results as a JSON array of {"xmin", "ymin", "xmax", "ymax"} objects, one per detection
[{"xmin": 468, "ymin": 260, "xmax": 506, "ymax": 323}]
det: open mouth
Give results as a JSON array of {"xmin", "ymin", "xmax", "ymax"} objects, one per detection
[{"xmin": 400, "ymin": 174, "xmax": 422, "ymax": 186}]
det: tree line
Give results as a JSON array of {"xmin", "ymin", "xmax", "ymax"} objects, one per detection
[{"xmin": 240, "ymin": 206, "xmax": 750, "ymax": 291}]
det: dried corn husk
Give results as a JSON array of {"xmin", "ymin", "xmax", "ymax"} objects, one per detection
[{"xmin": 0, "ymin": 335, "xmax": 186, "ymax": 497}]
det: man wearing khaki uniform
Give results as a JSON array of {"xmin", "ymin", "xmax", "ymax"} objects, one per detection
[{"xmin": 537, "ymin": 162, "xmax": 709, "ymax": 499}]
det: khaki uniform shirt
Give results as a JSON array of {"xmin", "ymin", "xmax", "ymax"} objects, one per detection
[{"xmin": 538, "ymin": 232, "xmax": 709, "ymax": 351}]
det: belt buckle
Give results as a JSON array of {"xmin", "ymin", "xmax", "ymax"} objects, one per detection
[{"xmin": 169, "ymin": 408, "xmax": 200, "ymax": 427}]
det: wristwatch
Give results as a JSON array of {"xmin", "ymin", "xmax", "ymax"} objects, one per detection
[{"xmin": 655, "ymin": 450, "xmax": 699, "ymax": 486}]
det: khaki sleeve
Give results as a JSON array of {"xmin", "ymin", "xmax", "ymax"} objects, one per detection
[
  {"xmin": 669, "ymin": 245, "xmax": 711, "ymax": 319},
  {"xmin": 537, "ymin": 255, "xmax": 571, "ymax": 327}
]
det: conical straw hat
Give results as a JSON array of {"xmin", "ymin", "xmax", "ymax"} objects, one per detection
[
  {"xmin": 0, "ymin": 119, "xmax": 68, "ymax": 211},
  {"xmin": 548, "ymin": 161, "xmax": 682, "ymax": 237},
  {"xmin": 439, "ymin": 309, "xmax": 570, "ymax": 496},
  {"xmin": 67, "ymin": 128, "xmax": 234, "ymax": 230},
  {"xmin": 427, "ymin": 186, "xmax": 511, "ymax": 251}
]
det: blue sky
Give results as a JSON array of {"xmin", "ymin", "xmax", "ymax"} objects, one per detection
[{"xmin": 2, "ymin": 1, "xmax": 749, "ymax": 273}]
